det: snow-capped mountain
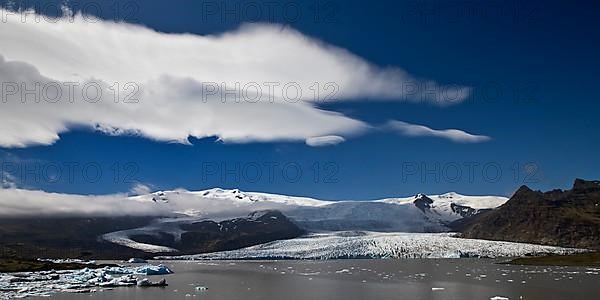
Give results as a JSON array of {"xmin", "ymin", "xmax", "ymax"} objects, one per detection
[
  {"xmin": 129, "ymin": 188, "xmax": 508, "ymax": 232},
  {"xmin": 101, "ymin": 188, "xmax": 508, "ymax": 254}
]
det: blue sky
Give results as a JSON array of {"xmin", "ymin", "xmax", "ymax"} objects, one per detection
[{"xmin": 0, "ymin": 0, "xmax": 599, "ymax": 199}]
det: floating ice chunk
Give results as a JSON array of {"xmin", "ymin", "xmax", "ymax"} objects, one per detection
[
  {"xmin": 335, "ymin": 269, "xmax": 351, "ymax": 274},
  {"xmin": 587, "ymin": 268, "xmax": 600, "ymax": 271},
  {"xmin": 137, "ymin": 278, "xmax": 168, "ymax": 287},
  {"xmin": 431, "ymin": 287, "xmax": 445, "ymax": 291},
  {"xmin": 64, "ymin": 288, "xmax": 96, "ymax": 293},
  {"xmin": 298, "ymin": 272, "xmax": 320, "ymax": 276},
  {"xmin": 490, "ymin": 297, "xmax": 509, "ymax": 300},
  {"xmin": 103, "ymin": 266, "xmax": 135, "ymax": 275},
  {"xmin": 128, "ymin": 258, "xmax": 148, "ymax": 263},
  {"xmin": 0, "ymin": 263, "xmax": 173, "ymax": 298},
  {"xmin": 136, "ymin": 264, "xmax": 173, "ymax": 275},
  {"xmin": 38, "ymin": 258, "xmax": 96, "ymax": 265}
]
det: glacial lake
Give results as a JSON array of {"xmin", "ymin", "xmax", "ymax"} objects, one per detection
[{"xmin": 47, "ymin": 259, "xmax": 599, "ymax": 300}]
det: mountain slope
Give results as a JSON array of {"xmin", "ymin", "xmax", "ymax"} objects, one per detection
[
  {"xmin": 102, "ymin": 210, "xmax": 304, "ymax": 255},
  {"xmin": 460, "ymin": 179, "xmax": 600, "ymax": 249}
]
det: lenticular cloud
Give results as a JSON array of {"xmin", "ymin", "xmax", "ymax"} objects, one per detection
[
  {"xmin": 387, "ymin": 120, "xmax": 491, "ymax": 143},
  {"xmin": 0, "ymin": 8, "xmax": 470, "ymax": 148}
]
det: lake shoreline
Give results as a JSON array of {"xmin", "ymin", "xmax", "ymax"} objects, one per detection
[
  {"xmin": 0, "ymin": 257, "xmax": 117, "ymax": 273},
  {"xmin": 505, "ymin": 251, "xmax": 600, "ymax": 266},
  {"xmin": 4, "ymin": 249, "xmax": 600, "ymax": 274}
]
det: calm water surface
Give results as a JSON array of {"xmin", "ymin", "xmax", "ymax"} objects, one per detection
[{"xmin": 48, "ymin": 259, "xmax": 599, "ymax": 300}]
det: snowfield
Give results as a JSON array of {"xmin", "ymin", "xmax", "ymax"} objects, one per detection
[
  {"xmin": 158, "ymin": 231, "xmax": 584, "ymax": 260},
  {"xmin": 102, "ymin": 231, "xmax": 179, "ymax": 253},
  {"xmin": 100, "ymin": 188, "xmax": 511, "ymax": 252},
  {"xmin": 130, "ymin": 188, "xmax": 510, "ymax": 230}
]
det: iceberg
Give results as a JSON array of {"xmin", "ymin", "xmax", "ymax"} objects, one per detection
[
  {"xmin": 0, "ymin": 264, "xmax": 174, "ymax": 299},
  {"xmin": 136, "ymin": 264, "xmax": 173, "ymax": 275},
  {"xmin": 137, "ymin": 278, "xmax": 168, "ymax": 287}
]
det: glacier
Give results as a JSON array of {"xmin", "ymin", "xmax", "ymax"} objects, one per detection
[
  {"xmin": 158, "ymin": 231, "xmax": 583, "ymax": 260},
  {"xmin": 102, "ymin": 188, "xmax": 510, "ymax": 252},
  {"xmin": 100, "ymin": 189, "xmax": 586, "ymax": 260}
]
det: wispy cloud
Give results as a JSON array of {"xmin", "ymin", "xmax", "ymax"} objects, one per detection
[
  {"xmin": 0, "ymin": 8, "xmax": 470, "ymax": 148},
  {"xmin": 386, "ymin": 120, "xmax": 491, "ymax": 143},
  {"xmin": 305, "ymin": 135, "xmax": 346, "ymax": 147},
  {"xmin": 129, "ymin": 183, "xmax": 154, "ymax": 196},
  {"xmin": 0, "ymin": 188, "xmax": 165, "ymax": 217},
  {"xmin": 1, "ymin": 171, "xmax": 17, "ymax": 189}
]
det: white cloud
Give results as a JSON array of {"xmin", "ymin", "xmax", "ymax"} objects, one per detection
[
  {"xmin": 0, "ymin": 56, "xmax": 368, "ymax": 147},
  {"xmin": 130, "ymin": 183, "xmax": 153, "ymax": 195},
  {"xmin": 0, "ymin": 8, "xmax": 471, "ymax": 148},
  {"xmin": 386, "ymin": 120, "xmax": 491, "ymax": 143},
  {"xmin": 1, "ymin": 171, "xmax": 17, "ymax": 189},
  {"xmin": 0, "ymin": 188, "xmax": 159, "ymax": 217},
  {"xmin": 0, "ymin": 188, "xmax": 287, "ymax": 218},
  {"xmin": 305, "ymin": 135, "xmax": 346, "ymax": 147}
]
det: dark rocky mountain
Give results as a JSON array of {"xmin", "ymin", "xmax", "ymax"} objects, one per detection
[
  {"xmin": 0, "ymin": 210, "xmax": 304, "ymax": 259},
  {"xmin": 129, "ymin": 210, "xmax": 303, "ymax": 255},
  {"xmin": 458, "ymin": 179, "xmax": 600, "ymax": 249},
  {"xmin": 450, "ymin": 203, "xmax": 489, "ymax": 219},
  {"xmin": 412, "ymin": 194, "xmax": 434, "ymax": 212}
]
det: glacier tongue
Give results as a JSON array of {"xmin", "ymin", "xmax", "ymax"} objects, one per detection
[{"xmin": 159, "ymin": 232, "xmax": 584, "ymax": 260}]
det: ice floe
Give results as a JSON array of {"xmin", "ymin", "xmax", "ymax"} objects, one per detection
[
  {"xmin": 0, "ymin": 264, "xmax": 172, "ymax": 299},
  {"xmin": 37, "ymin": 258, "xmax": 96, "ymax": 265},
  {"xmin": 127, "ymin": 258, "xmax": 148, "ymax": 264}
]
